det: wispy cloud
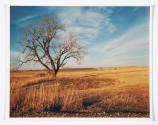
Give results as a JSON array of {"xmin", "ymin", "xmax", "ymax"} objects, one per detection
[
  {"xmin": 102, "ymin": 23, "xmax": 148, "ymax": 55},
  {"xmin": 133, "ymin": 7, "xmax": 140, "ymax": 12},
  {"xmin": 57, "ymin": 7, "xmax": 116, "ymax": 41},
  {"xmin": 104, "ymin": 18, "xmax": 117, "ymax": 33},
  {"xmin": 17, "ymin": 15, "xmax": 38, "ymax": 23},
  {"xmin": 67, "ymin": 26, "xmax": 99, "ymax": 40},
  {"xmin": 84, "ymin": 23, "xmax": 149, "ymax": 67}
]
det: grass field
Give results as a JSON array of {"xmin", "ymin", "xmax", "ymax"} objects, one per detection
[{"xmin": 10, "ymin": 66, "xmax": 150, "ymax": 117}]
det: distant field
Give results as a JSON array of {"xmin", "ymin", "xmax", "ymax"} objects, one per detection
[{"xmin": 10, "ymin": 66, "xmax": 150, "ymax": 117}]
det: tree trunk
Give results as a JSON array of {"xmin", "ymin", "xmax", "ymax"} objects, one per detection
[
  {"xmin": 51, "ymin": 69, "xmax": 60, "ymax": 77},
  {"xmin": 52, "ymin": 69, "xmax": 56, "ymax": 77}
]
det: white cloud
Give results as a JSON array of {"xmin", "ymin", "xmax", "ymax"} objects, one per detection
[
  {"xmin": 64, "ymin": 55, "xmax": 96, "ymax": 68},
  {"xmin": 10, "ymin": 51, "xmax": 44, "ymax": 70},
  {"xmin": 133, "ymin": 7, "xmax": 140, "ymax": 12},
  {"xmin": 78, "ymin": 11, "xmax": 105, "ymax": 28},
  {"xmin": 86, "ymin": 23, "xmax": 149, "ymax": 67},
  {"xmin": 104, "ymin": 19, "xmax": 117, "ymax": 33},
  {"xmin": 10, "ymin": 51, "xmax": 24, "ymax": 61},
  {"xmin": 94, "ymin": 23, "xmax": 146, "ymax": 52},
  {"xmin": 108, "ymin": 36, "xmax": 148, "ymax": 57},
  {"xmin": 17, "ymin": 15, "xmax": 38, "ymax": 23},
  {"xmin": 16, "ymin": 15, "xmax": 40, "ymax": 28},
  {"xmin": 57, "ymin": 7, "xmax": 116, "ymax": 42},
  {"xmin": 67, "ymin": 26, "xmax": 99, "ymax": 40}
]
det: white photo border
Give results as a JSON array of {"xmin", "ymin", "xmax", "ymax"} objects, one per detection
[{"xmin": 0, "ymin": 0, "xmax": 158, "ymax": 125}]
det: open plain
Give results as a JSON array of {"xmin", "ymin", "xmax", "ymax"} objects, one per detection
[{"xmin": 10, "ymin": 66, "xmax": 149, "ymax": 117}]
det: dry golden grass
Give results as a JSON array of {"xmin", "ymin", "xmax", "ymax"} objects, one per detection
[{"xmin": 10, "ymin": 66, "xmax": 149, "ymax": 117}]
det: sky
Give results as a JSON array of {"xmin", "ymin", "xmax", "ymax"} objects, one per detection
[{"xmin": 10, "ymin": 6, "xmax": 150, "ymax": 69}]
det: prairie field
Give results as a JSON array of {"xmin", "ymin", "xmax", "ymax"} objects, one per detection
[{"xmin": 10, "ymin": 66, "xmax": 150, "ymax": 117}]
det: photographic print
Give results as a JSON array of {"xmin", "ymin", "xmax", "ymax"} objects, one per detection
[{"xmin": 10, "ymin": 6, "xmax": 150, "ymax": 118}]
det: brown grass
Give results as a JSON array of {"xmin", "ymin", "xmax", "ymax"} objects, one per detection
[{"xmin": 10, "ymin": 67, "xmax": 150, "ymax": 117}]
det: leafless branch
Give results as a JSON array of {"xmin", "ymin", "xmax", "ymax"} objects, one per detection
[{"xmin": 18, "ymin": 14, "xmax": 85, "ymax": 77}]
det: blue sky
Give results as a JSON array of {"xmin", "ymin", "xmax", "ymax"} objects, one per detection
[{"xmin": 10, "ymin": 6, "xmax": 150, "ymax": 69}]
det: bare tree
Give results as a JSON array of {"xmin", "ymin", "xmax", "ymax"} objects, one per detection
[{"xmin": 18, "ymin": 14, "xmax": 85, "ymax": 77}]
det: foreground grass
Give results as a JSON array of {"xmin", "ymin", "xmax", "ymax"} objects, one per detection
[{"xmin": 10, "ymin": 67, "xmax": 149, "ymax": 117}]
